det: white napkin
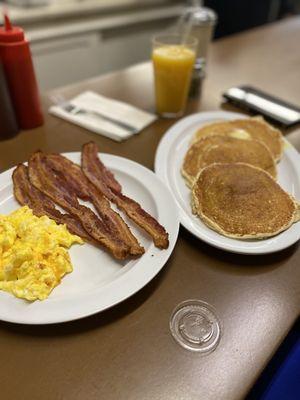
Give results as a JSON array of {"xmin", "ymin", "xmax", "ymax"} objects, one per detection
[{"xmin": 49, "ymin": 91, "xmax": 157, "ymax": 142}]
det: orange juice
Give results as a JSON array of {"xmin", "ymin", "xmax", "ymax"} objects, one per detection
[{"xmin": 152, "ymin": 45, "xmax": 196, "ymax": 116}]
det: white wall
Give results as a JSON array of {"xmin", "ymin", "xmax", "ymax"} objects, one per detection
[{"xmin": 24, "ymin": 4, "xmax": 183, "ymax": 89}]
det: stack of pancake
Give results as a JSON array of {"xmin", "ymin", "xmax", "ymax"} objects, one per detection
[{"xmin": 181, "ymin": 117, "xmax": 300, "ymax": 239}]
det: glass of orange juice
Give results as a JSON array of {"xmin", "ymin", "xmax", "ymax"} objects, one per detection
[{"xmin": 152, "ymin": 34, "xmax": 197, "ymax": 118}]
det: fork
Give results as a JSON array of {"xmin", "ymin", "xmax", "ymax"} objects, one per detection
[{"xmin": 50, "ymin": 93, "xmax": 138, "ymax": 134}]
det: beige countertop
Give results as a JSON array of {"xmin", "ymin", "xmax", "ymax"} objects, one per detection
[{"xmin": 0, "ymin": 17, "xmax": 300, "ymax": 400}]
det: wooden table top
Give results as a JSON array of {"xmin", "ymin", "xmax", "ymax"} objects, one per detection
[{"xmin": 1, "ymin": 17, "xmax": 300, "ymax": 400}]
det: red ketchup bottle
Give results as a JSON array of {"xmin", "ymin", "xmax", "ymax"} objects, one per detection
[{"xmin": 0, "ymin": 13, "xmax": 44, "ymax": 129}]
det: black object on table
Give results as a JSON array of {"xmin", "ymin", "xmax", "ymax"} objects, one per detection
[{"xmin": 0, "ymin": 62, "xmax": 18, "ymax": 140}]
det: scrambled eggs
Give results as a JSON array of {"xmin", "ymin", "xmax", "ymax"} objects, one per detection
[{"xmin": 0, "ymin": 206, "xmax": 83, "ymax": 301}]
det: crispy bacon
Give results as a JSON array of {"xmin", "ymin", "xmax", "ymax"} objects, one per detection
[
  {"xmin": 12, "ymin": 164, "xmax": 92, "ymax": 241},
  {"xmin": 81, "ymin": 142, "xmax": 169, "ymax": 249},
  {"xmin": 43, "ymin": 153, "xmax": 144, "ymax": 256},
  {"xmin": 28, "ymin": 152, "xmax": 130, "ymax": 260}
]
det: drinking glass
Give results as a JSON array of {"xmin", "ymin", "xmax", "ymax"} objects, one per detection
[{"xmin": 152, "ymin": 34, "xmax": 197, "ymax": 118}]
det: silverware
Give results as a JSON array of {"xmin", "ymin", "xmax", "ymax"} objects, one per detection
[{"xmin": 50, "ymin": 94, "xmax": 138, "ymax": 134}]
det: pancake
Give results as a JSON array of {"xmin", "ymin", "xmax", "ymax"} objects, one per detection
[
  {"xmin": 182, "ymin": 135, "xmax": 276, "ymax": 187},
  {"xmin": 192, "ymin": 117, "xmax": 284, "ymax": 162},
  {"xmin": 191, "ymin": 163, "xmax": 300, "ymax": 239}
]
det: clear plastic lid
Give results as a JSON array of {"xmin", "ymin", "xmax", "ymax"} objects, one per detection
[{"xmin": 170, "ymin": 299, "xmax": 221, "ymax": 353}]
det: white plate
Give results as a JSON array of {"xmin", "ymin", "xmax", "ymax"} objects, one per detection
[
  {"xmin": 155, "ymin": 111, "xmax": 300, "ymax": 255},
  {"xmin": 0, "ymin": 153, "xmax": 179, "ymax": 324}
]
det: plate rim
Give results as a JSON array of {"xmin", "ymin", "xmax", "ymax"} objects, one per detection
[
  {"xmin": 154, "ymin": 111, "xmax": 300, "ymax": 255},
  {"xmin": 0, "ymin": 152, "xmax": 180, "ymax": 325}
]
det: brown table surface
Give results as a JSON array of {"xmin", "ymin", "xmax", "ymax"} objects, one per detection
[{"xmin": 1, "ymin": 17, "xmax": 300, "ymax": 400}]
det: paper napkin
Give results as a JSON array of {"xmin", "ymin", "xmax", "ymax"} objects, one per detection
[{"xmin": 49, "ymin": 91, "xmax": 157, "ymax": 142}]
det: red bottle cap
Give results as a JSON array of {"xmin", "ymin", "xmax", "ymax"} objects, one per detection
[{"xmin": 0, "ymin": 13, "xmax": 24, "ymax": 43}]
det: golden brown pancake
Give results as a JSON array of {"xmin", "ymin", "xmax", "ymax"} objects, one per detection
[
  {"xmin": 192, "ymin": 117, "xmax": 284, "ymax": 162},
  {"xmin": 182, "ymin": 135, "xmax": 276, "ymax": 187},
  {"xmin": 192, "ymin": 163, "xmax": 300, "ymax": 239}
]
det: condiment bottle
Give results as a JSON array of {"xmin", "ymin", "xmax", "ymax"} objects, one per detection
[
  {"xmin": 0, "ymin": 61, "xmax": 18, "ymax": 139},
  {"xmin": 0, "ymin": 13, "xmax": 43, "ymax": 129},
  {"xmin": 178, "ymin": 0, "xmax": 217, "ymax": 96}
]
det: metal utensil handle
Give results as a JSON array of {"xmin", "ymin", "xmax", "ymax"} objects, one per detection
[{"xmin": 90, "ymin": 110, "xmax": 138, "ymax": 133}]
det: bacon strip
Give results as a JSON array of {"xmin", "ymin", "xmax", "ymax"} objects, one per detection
[
  {"xmin": 43, "ymin": 153, "xmax": 144, "ymax": 256},
  {"xmin": 81, "ymin": 142, "xmax": 169, "ymax": 249},
  {"xmin": 12, "ymin": 164, "xmax": 92, "ymax": 241},
  {"xmin": 28, "ymin": 152, "xmax": 130, "ymax": 260}
]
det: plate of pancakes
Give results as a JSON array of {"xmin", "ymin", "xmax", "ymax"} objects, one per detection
[{"xmin": 155, "ymin": 111, "xmax": 300, "ymax": 254}]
